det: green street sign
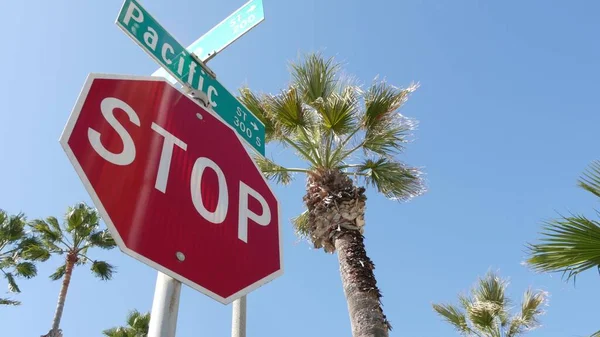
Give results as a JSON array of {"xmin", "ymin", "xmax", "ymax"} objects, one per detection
[
  {"xmin": 152, "ymin": 0, "xmax": 264, "ymax": 83},
  {"xmin": 116, "ymin": 0, "xmax": 265, "ymax": 155}
]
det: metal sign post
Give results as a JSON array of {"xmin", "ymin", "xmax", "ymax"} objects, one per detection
[
  {"xmin": 149, "ymin": 273, "xmax": 182, "ymax": 337},
  {"xmin": 231, "ymin": 296, "xmax": 247, "ymax": 337},
  {"xmin": 146, "ymin": 1, "xmax": 267, "ymax": 335},
  {"xmin": 146, "ymin": 91, "xmax": 211, "ymax": 337}
]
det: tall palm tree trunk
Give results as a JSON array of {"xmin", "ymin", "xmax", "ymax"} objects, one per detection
[
  {"xmin": 335, "ymin": 230, "xmax": 390, "ymax": 337},
  {"xmin": 45, "ymin": 253, "xmax": 76, "ymax": 337},
  {"xmin": 305, "ymin": 169, "xmax": 391, "ymax": 337}
]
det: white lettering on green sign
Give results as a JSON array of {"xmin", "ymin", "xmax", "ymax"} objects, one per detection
[{"xmin": 116, "ymin": 0, "xmax": 265, "ymax": 155}]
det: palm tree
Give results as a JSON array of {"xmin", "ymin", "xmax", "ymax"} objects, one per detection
[
  {"xmin": 238, "ymin": 53, "xmax": 425, "ymax": 337},
  {"xmin": 102, "ymin": 310, "xmax": 150, "ymax": 337},
  {"xmin": 32, "ymin": 202, "xmax": 117, "ymax": 337},
  {"xmin": 433, "ymin": 271, "xmax": 547, "ymax": 337},
  {"xmin": 0, "ymin": 209, "xmax": 48, "ymax": 305},
  {"xmin": 526, "ymin": 160, "xmax": 600, "ymax": 281}
]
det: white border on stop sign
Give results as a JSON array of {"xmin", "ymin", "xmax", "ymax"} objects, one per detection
[{"xmin": 58, "ymin": 72, "xmax": 283, "ymax": 305}]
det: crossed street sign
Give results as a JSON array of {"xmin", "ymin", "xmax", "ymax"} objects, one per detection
[
  {"xmin": 116, "ymin": 0, "xmax": 266, "ymax": 155},
  {"xmin": 153, "ymin": 0, "xmax": 264, "ymax": 69}
]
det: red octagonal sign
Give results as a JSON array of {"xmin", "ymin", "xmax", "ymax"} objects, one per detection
[{"xmin": 60, "ymin": 73, "xmax": 282, "ymax": 304}]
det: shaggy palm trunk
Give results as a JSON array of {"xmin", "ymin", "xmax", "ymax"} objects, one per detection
[
  {"xmin": 305, "ymin": 169, "xmax": 391, "ymax": 337},
  {"xmin": 335, "ymin": 231, "xmax": 389, "ymax": 337},
  {"xmin": 44, "ymin": 252, "xmax": 77, "ymax": 337}
]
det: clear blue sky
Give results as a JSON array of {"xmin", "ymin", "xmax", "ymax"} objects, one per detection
[{"xmin": 1, "ymin": 0, "xmax": 599, "ymax": 336}]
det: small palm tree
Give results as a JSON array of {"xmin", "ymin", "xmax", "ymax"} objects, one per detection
[
  {"xmin": 103, "ymin": 310, "xmax": 150, "ymax": 337},
  {"xmin": 32, "ymin": 202, "xmax": 117, "ymax": 337},
  {"xmin": 0, "ymin": 209, "xmax": 48, "ymax": 305},
  {"xmin": 433, "ymin": 271, "xmax": 547, "ymax": 337},
  {"xmin": 239, "ymin": 53, "xmax": 425, "ymax": 337},
  {"xmin": 527, "ymin": 160, "xmax": 600, "ymax": 281}
]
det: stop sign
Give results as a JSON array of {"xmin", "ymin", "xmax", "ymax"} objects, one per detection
[{"xmin": 60, "ymin": 73, "xmax": 282, "ymax": 304}]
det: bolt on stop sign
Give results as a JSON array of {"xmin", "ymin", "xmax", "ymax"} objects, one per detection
[{"xmin": 60, "ymin": 73, "xmax": 282, "ymax": 304}]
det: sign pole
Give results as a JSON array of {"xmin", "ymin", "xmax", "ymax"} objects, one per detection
[
  {"xmin": 231, "ymin": 296, "xmax": 247, "ymax": 337},
  {"xmin": 145, "ymin": 89, "xmax": 206, "ymax": 337},
  {"xmin": 148, "ymin": 272, "xmax": 182, "ymax": 337}
]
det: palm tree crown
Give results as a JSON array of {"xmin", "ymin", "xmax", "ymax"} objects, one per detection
[
  {"xmin": 0, "ymin": 209, "xmax": 47, "ymax": 305},
  {"xmin": 240, "ymin": 53, "xmax": 425, "ymax": 240},
  {"xmin": 433, "ymin": 271, "xmax": 547, "ymax": 337},
  {"xmin": 31, "ymin": 202, "xmax": 116, "ymax": 281},
  {"xmin": 103, "ymin": 310, "xmax": 150, "ymax": 337},
  {"xmin": 527, "ymin": 160, "xmax": 600, "ymax": 281}
]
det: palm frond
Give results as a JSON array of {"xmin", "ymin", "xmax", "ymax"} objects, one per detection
[
  {"xmin": 313, "ymin": 87, "xmax": 359, "ymax": 136},
  {"xmin": 578, "ymin": 160, "xmax": 600, "ymax": 198},
  {"xmin": 362, "ymin": 80, "xmax": 417, "ymax": 130},
  {"xmin": 291, "ymin": 53, "xmax": 339, "ymax": 103},
  {"xmin": 15, "ymin": 262, "xmax": 36, "ymax": 279},
  {"xmin": 238, "ymin": 87, "xmax": 278, "ymax": 141},
  {"xmin": 472, "ymin": 272, "xmax": 508, "ymax": 309},
  {"xmin": 49, "ymin": 264, "xmax": 66, "ymax": 281},
  {"xmin": 0, "ymin": 297, "xmax": 21, "ymax": 306},
  {"xmin": 91, "ymin": 260, "xmax": 115, "ymax": 281},
  {"xmin": 432, "ymin": 303, "xmax": 471, "ymax": 336},
  {"xmin": 87, "ymin": 230, "xmax": 116, "ymax": 250},
  {"xmin": 0, "ymin": 210, "xmax": 5, "ymax": 230},
  {"xmin": 73, "ymin": 224, "xmax": 96, "ymax": 249},
  {"xmin": 363, "ymin": 114, "xmax": 416, "ymax": 156},
  {"xmin": 253, "ymin": 156, "xmax": 296, "ymax": 185},
  {"xmin": 591, "ymin": 330, "xmax": 600, "ymax": 337},
  {"xmin": 292, "ymin": 210, "xmax": 310, "ymax": 239},
  {"xmin": 104, "ymin": 309, "xmax": 150, "ymax": 337},
  {"xmin": 102, "ymin": 327, "xmax": 129, "ymax": 337},
  {"xmin": 466, "ymin": 301, "xmax": 497, "ymax": 332},
  {"xmin": 46, "ymin": 216, "xmax": 63, "ymax": 235},
  {"xmin": 526, "ymin": 214, "xmax": 600, "ymax": 280},
  {"xmin": 65, "ymin": 204, "xmax": 85, "ymax": 232},
  {"xmin": 0, "ymin": 256, "xmax": 15, "ymax": 269},
  {"xmin": 126, "ymin": 309, "xmax": 142, "ymax": 326},
  {"xmin": 293, "ymin": 124, "xmax": 324, "ymax": 167},
  {"xmin": 506, "ymin": 289, "xmax": 547, "ymax": 337},
  {"xmin": 519, "ymin": 289, "xmax": 546, "ymax": 326},
  {"xmin": 265, "ymin": 87, "xmax": 313, "ymax": 133},
  {"xmin": 101, "ymin": 327, "xmax": 118, "ymax": 337},
  {"xmin": 468, "ymin": 272, "xmax": 510, "ymax": 332},
  {"xmin": 30, "ymin": 219, "xmax": 63, "ymax": 245},
  {"xmin": 19, "ymin": 238, "xmax": 51, "ymax": 261},
  {"xmin": 0, "ymin": 211, "xmax": 26, "ymax": 242},
  {"xmin": 66, "ymin": 203, "xmax": 99, "ymax": 234},
  {"xmin": 5, "ymin": 272, "xmax": 20, "ymax": 292},
  {"xmin": 356, "ymin": 158, "xmax": 425, "ymax": 201},
  {"xmin": 458, "ymin": 294, "xmax": 472, "ymax": 311},
  {"xmin": 17, "ymin": 235, "xmax": 42, "ymax": 251},
  {"xmin": 127, "ymin": 309, "xmax": 150, "ymax": 331},
  {"xmin": 67, "ymin": 203, "xmax": 102, "ymax": 250}
]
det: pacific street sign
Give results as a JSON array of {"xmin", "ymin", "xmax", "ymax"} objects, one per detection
[{"xmin": 116, "ymin": 0, "xmax": 266, "ymax": 155}]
